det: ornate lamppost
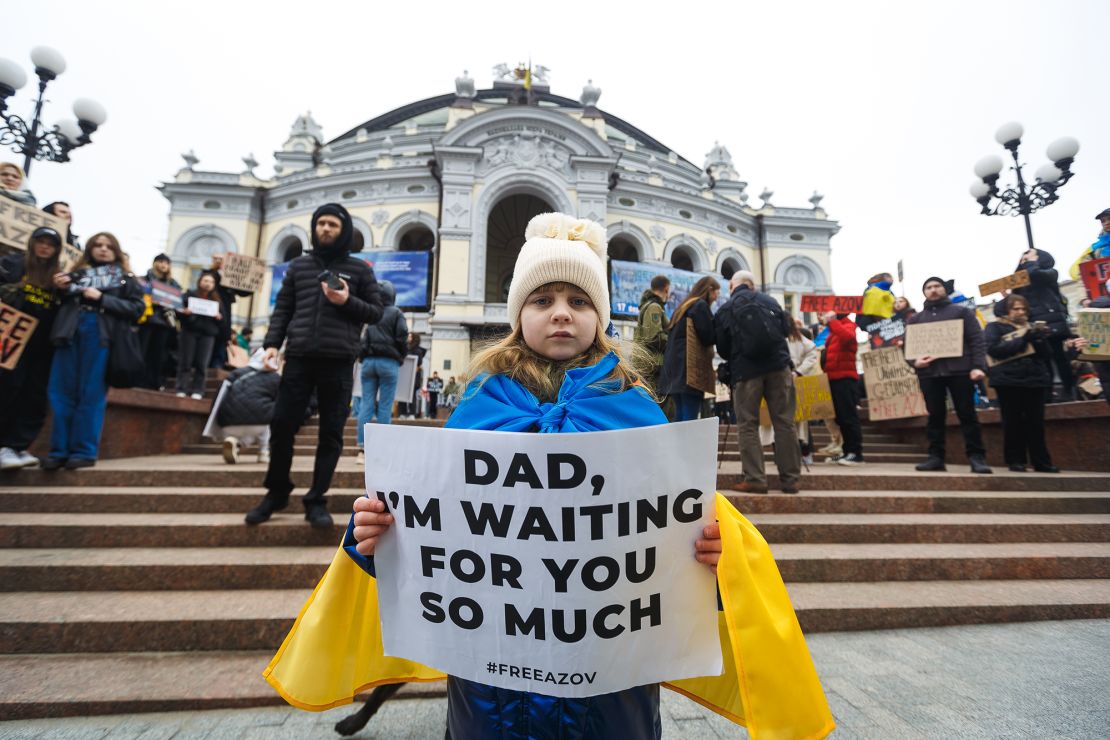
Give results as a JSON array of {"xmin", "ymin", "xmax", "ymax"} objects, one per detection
[
  {"xmin": 0, "ymin": 46, "xmax": 107, "ymax": 176},
  {"xmin": 968, "ymin": 122, "xmax": 1079, "ymax": 251}
]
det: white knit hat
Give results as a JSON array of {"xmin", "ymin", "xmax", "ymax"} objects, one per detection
[{"xmin": 506, "ymin": 213, "xmax": 610, "ymax": 330}]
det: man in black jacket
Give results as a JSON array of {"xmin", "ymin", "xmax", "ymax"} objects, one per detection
[
  {"xmin": 713, "ymin": 271, "xmax": 801, "ymax": 494},
  {"xmin": 245, "ymin": 203, "xmax": 384, "ymax": 528},
  {"xmin": 908, "ymin": 277, "xmax": 992, "ymax": 474}
]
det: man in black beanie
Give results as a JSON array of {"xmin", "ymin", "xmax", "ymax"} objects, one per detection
[
  {"xmin": 906, "ymin": 276, "xmax": 992, "ymax": 474},
  {"xmin": 245, "ymin": 203, "xmax": 384, "ymax": 528}
]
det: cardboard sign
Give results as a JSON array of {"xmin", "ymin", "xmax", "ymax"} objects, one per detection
[
  {"xmin": 150, "ymin": 280, "xmax": 184, "ymax": 309},
  {"xmin": 1077, "ymin": 309, "xmax": 1110, "ymax": 358},
  {"xmin": 0, "ymin": 303, "xmax": 38, "ymax": 370},
  {"xmin": 0, "ymin": 198, "xmax": 68, "ymax": 252},
  {"xmin": 220, "ymin": 253, "xmax": 267, "ymax": 293},
  {"xmin": 862, "ymin": 346, "xmax": 927, "ymax": 421},
  {"xmin": 977, "ymin": 270, "xmax": 1031, "ymax": 297},
  {"xmin": 866, "ymin": 316, "xmax": 907, "ymax": 349},
  {"xmin": 985, "ymin": 327, "xmax": 1036, "ymax": 367},
  {"xmin": 187, "ymin": 296, "xmax": 220, "ymax": 317},
  {"xmin": 367, "ymin": 420, "xmax": 722, "ymax": 698},
  {"xmin": 903, "ymin": 319, "xmax": 964, "ymax": 360},
  {"xmin": 685, "ymin": 318, "xmax": 716, "ymax": 395},
  {"xmin": 760, "ymin": 373, "xmax": 835, "ymax": 425},
  {"xmin": 59, "ymin": 243, "xmax": 83, "ymax": 272},
  {"xmin": 1080, "ymin": 258, "xmax": 1110, "ymax": 300},
  {"xmin": 800, "ymin": 294, "xmax": 864, "ymax": 314}
]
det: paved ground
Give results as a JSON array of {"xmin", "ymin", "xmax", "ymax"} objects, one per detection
[{"xmin": 1, "ymin": 620, "xmax": 1107, "ymax": 739}]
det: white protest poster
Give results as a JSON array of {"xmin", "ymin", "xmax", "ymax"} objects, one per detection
[
  {"xmin": 188, "ymin": 296, "xmax": 220, "ymax": 317},
  {"xmin": 396, "ymin": 354, "xmax": 418, "ymax": 403},
  {"xmin": 365, "ymin": 419, "xmax": 723, "ymax": 698}
]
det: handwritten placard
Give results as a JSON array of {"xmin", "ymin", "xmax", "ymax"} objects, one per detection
[
  {"xmin": 903, "ymin": 319, "xmax": 964, "ymax": 360},
  {"xmin": 0, "ymin": 303, "xmax": 38, "ymax": 370},
  {"xmin": 800, "ymin": 294, "xmax": 864, "ymax": 314},
  {"xmin": 760, "ymin": 374, "xmax": 835, "ymax": 424},
  {"xmin": 1077, "ymin": 309, "xmax": 1110, "ymax": 358},
  {"xmin": 1079, "ymin": 258, "xmax": 1110, "ymax": 300},
  {"xmin": 862, "ymin": 347, "xmax": 927, "ymax": 421},
  {"xmin": 220, "ymin": 253, "xmax": 267, "ymax": 293},
  {"xmin": 978, "ymin": 270, "xmax": 1030, "ymax": 297},
  {"xmin": 0, "ymin": 198, "xmax": 68, "ymax": 252}
]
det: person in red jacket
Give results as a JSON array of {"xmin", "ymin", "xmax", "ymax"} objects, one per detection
[{"xmin": 823, "ymin": 311, "xmax": 864, "ymax": 465}]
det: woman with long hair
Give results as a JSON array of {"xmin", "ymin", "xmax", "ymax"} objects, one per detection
[
  {"xmin": 0, "ymin": 162, "xmax": 36, "ymax": 206},
  {"xmin": 176, "ymin": 270, "xmax": 223, "ymax": 399},
  {"xmin": 0, "ymin": 227, "xmax": 63, "ymax": 469},
  {"xmin": 45, "ymin": 232, "xmax": 145, "ymax": 470},
  {"xmin": 658, "ymin": 275, "xmax": 719, "ymax": 421}
]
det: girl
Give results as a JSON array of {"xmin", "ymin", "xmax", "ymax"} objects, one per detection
[
  {"xmin": 0, "ymin": 162, "xmax": 36, "ymax": 206},
  {"xmin": 658, "ymin": 275, "xmax": 719, "ymax": 421},
  {"xmin": 0, "ymin": 227, "xmax": 63, "ymax": 469},
  {"xmin": 176, "ymin": 271, "xmax": 223, "ymax": 399},
  {"xmin": 46, "ymin": 232, "xmax": 144, "ymax": 469},
  {"xmin": 266, "ymin": 214, "xmax": 833, "ymax": 740}
]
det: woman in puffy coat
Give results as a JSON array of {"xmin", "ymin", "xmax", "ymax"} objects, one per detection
[
  {"xmin": 47, "ymin": 233, "xmax": 145, "ymax": 469},
  {"xmin": 658, "ymin": 276, "xmax": 719, "ymax": 421},
  {"xmin": 1011, "ymin": 248, "xmax": 1073, "ymax": 400},
  {"xmin": 824, "ymin": 312, "xmax": 864, "ymax": 465},
  {"xmin": 985, "ymin": 294, "xmax": 1057, "ymax": 472}
]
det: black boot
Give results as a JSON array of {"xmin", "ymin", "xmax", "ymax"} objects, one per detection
[
  {"xmin": 915, "ymin": 457, "xmax": 946, "ymax": 472},
  {"xmin": 305, "ymin": 502, "xmax": 334, "ymax": 529},
  {"xmin": 969, "ymin": 455, "xmax": 993, "ymax": 474},
  {"xmin": 245, "ymin": 494, "xmax": 289, "ymax": 525}
]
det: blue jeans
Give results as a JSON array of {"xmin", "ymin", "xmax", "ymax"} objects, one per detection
[
  {"xmin": 671, "ymin": 391, "xmax": 703, "ymax": 422},
  {"xmin": 48, "ymin": 312, "xmax": 110, "ymax": 460},
  {"xmin": 358, "ymin": 356, "xmax": 400, "ymax": 446}
]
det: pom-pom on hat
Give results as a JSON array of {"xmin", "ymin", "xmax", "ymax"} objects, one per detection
[{"xmin": 506, "ymin": 212, "xmax": 610, "ymax": 330}]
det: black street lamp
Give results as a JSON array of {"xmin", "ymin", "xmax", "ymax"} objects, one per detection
[
  {"xmin": 968, "ymin": 122, "xmax": 1079, "ymax": 251},
  {"xmin": 0, "ymin": 46, "xmax": 107, "ymax": 177}
]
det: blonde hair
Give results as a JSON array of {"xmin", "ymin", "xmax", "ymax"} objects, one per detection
[
  {"xmin": 465, "ymin": 283, "xmax": 655, "ymax": 404},
  {"xmin": 0, "ymin": 162, "xmax": 25, "ymax": 183}
]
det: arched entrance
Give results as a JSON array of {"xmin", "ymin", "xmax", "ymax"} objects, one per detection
[{"xmin": 485, "ymin": 193, "xmax": 553, "ymax": 302}]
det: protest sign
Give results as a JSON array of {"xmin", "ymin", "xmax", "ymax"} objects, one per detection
[
  {"xmin": 977, "ymin": 270, "xmax": 1030, "ymax": 297},
  {"xmin": 903, "ymin": 319, "xmax": 964, "ymax": 360},
  {"xmin": 1079, "ymin": 257, "xmax": 1110, "ymax": 300},
  {"xmin": 59, "ymin": 243, "xmax": 83, "ymax": 272},
  {"xmin": 150, "ymin": 280, "xmax": 184, "ymax": 309},
  {"xmin": 0, "ymin": 198, "xmax": 68, "ymax": 252},
  {"xmin": 799, "ymin": 294, "xmax": 864, "ymax": 314},
  {"xmin": 985, "ymin": 327, "xmax": 1035, "ymax": 367},
  {"xmin": 760, "ymin": 374, "xmax": 834, "ymax": 425},
  {"xmin": 866, "ymin": 316, "xmax": 907, "ymax": 349},
  {"xmin": 68, "ymin": 264, "xmax": 126, "ymax": 294},
  {"xmin": 0, "ymin": 303, "xmax": 38, "ymax": 370},
  {"xmin": 1077, "ymin": 309, "xmax": 1110, "ymax": 358},
  {"xmin": 861, "ymin": 346, "xmax": 927, "ymax": 421},
  {"xmin": 367, "ymin": 419, "xmax": 722, "ymax": 698},
  {"xmin": 187, "ymin": 296, "xmax": 220, "ymax": 317},
  {"xmin": 220, "ymin": 253, "xmax": 267, "ymax": 293}
]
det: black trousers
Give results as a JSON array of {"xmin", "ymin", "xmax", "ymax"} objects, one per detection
[
  {"xmin": 994, "ymin": 385, "xmax": 1052, "ymax": 468},
  {"xmin": 919, "ymin": 375, "xmax": 986, "ymax": 459},
  {"xmin": 176, "ymin": 332, "xmax": 215, "ymax": 395},
  {"xmin": 264, "ymin": 355, "xmax": 353, "ymax": 507},
  {"xmin": 0, "ymin": 342, "xmax": 53, "ymax": 451},
  {"xmin": 828, "ymin": 377, "xmax": 863, "ymax": 457},
  {"xmin": 427, "ymin": 391, "xmax": 439, "ymax": 419},
  {"xmin": 1046, "ymin": 337, "xmax": 1075, "ymax": 396},
  {"xmin": 139, "ymin": 323, "xmax": 174, "ymax": 390},
  {"xmin": 1099, "ymin": 363, "xmax": 1110, "ymax": 409}
]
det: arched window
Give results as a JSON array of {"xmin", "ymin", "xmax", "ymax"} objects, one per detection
[
  {"xmin": 399, "ymin": 225, "xmax": 436, "ymax": 251},
  {"xmin": 279, "ymin": 236, "xmax": 303, "ymax": 263},
  {"xmin": 670, "ymin": 246, "xmax": 696, "ymax": 272},
  {"xmin": 485, "ymin": 193, "xmax": 553, "ymax": 303},
  {"xmin": 720, "ymin": 257, "xmax": 741, "ymax": 280},
  {"xmin": 608, "ymin": 236, "xmax": 639, "ymax": 263}
]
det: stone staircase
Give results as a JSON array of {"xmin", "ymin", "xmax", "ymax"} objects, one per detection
[{"xmin": 0, "ymin": 418, "xmax": 1108, "ymax": 719}]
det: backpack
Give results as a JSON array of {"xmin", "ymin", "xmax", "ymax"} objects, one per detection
[{"xmin": 729, "ymin": 293, "xmax": 786, "ymax": 359}]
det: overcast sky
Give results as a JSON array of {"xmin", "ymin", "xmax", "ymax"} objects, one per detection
[{"xmin": 8, "ymin": 0, "xmax": 1107, "ymax": 300}]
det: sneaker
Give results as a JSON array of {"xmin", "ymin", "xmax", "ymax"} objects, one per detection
[
  {"xmin": 65, "ymin": 458, "xmax": 96, "ymax": 470},
  {"xmin": 968, "ymin": 455, "xmax": 993, "ymax": 475},
  {"xmin": 190, "ymin": 393, "xmax": 204, "ymax": 400},
  {"xmin": 15, "ymin": 451, "xmax": 39, "ymax": 468},
  {"xmin": 40, "ymin": 457, "xmax": 66, "ymax": 471},
  {"xmin": 245, "ymin": 495, "xmax": 289, "ymax": 525},
  {"xmin": 825, "ymin": 454, "xmax": 845, "ymax": 464},
  {"xmin": 837, "ymin": 453, "xmax": 864, "ymax": 466},
  {"xmin": 915, "ymin": 457, "xmax": 947, "ymax": 472},
  {"xmin": 222, "ymin": 437, "xmax": 240, "ymax": 465},
  {"xmin": 730, "ymin": 481, "xmax": 769, "ymax": 494},
  {"xmin": 176, "ymin": 392, "xmax": 187, "ymax": 398},
  {"xmin": 818, "ymin": 443, "xmax": 840, "ymax": 455},
  {"xmin": 0, "ymin": 448, "xmax": 22, "ymax": 471},
  {"xmin": 802, "ymin": 455, "xmax": 814, "ymax": 466},
  {"xmin": 305, "ymin": 504, "xmax": 334, "ymax": 529},
  {"xmin": 356, "ymin": 450, "xmax": 364, "ymax": 465},
  {"xmin": 257, "ymin": 448, "xmax": 270, "ymax": 465}
]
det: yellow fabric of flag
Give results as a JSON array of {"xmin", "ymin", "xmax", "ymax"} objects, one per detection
[{"xmin": 263, "ymin": 494, "xmax": 834, "ymax": 739}]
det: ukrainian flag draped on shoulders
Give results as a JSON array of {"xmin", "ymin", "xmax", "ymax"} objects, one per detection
[{"xmin": 264, "ymin": 352, "xmax": 834, "ymax": 740}]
